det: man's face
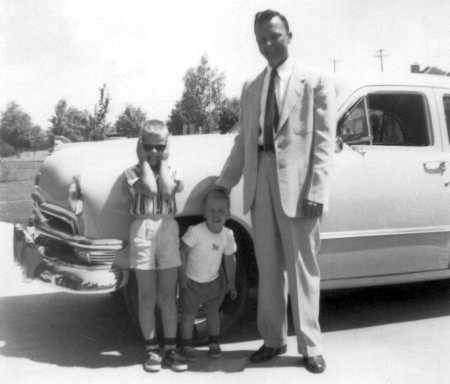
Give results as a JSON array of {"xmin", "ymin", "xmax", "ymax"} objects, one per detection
[
  {"xmin": 141, "ymin": 133, "xmax": 167, "ymax": 167},
  {"xmin": 255, "ymin": 16, "xmax": 292, "ymax": 68},
  {"xmin": 204, "ymin": 197, "xmax": 229, "ymax": 234}
]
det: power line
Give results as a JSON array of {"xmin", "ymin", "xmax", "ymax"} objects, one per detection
[
  {"xmin": 374, "ymin": 49, "xmax": 389, "ymax": 72},
  {"xmin": 330, "ymin": 57, "xmax": 340, "ymax": 73}
]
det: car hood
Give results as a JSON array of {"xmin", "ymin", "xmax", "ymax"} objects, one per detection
[{"xmin": 37, "ymin": 134, "xmax": 237, "ymax": 239}]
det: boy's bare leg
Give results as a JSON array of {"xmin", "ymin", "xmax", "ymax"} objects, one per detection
[
  {"xmin": 135, "ymin": 269, "xmax": 157, "ymax": 339},
  {"xmin": 157, "ymin": 267, "xmax": 188, "ymax": 370},
  {"xmin": 180, "ymin": 313, "xmax": 196, "ymax": 340},
  {"xmin": 157, "ymin": 267, "xmax": 178, "ymax": 341},
  {"xmin": 204, "ymin": 303, "xmax": 222, "ymax": 358},
  {"xmin": 204, "ymin": 304, "xmax": 221, "ymax": 336}
]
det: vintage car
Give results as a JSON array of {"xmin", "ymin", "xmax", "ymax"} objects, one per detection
[{"xmin": 14, "ymin": 72, "xmax": 450, "ymax": 336}]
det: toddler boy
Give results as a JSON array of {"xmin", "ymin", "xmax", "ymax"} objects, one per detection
[{"xmin": 179, "ymin": 187, "xmax": 237, "ymax": 360}]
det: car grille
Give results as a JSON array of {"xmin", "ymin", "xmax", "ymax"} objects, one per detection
[{"xmin": 87, "ymin": 250, "xmax": 117, "ymax": 265}]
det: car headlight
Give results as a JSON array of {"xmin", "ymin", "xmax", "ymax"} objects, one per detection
[{"xmin": 68, "ymin": 175, "xmax": 83, "ymax": 215}]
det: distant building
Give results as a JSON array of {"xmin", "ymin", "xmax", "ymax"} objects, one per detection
[
  {"xmin": 410, "ymin": 63, "xmax": 421, "ymax": 73},
  {"xmin": 410, "ymin": 63, "xmax": 450, "ymax": 76}
]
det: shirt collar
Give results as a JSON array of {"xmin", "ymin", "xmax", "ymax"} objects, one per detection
[{"xmin": 268, "ymin": 56, "xmax": 293, "ymax": 80}]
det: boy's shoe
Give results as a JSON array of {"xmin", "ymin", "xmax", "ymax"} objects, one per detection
[
  {"xmin": 143, "ymin": 350, "xmax": 162, "ymax": 372},
  {"xmin": 208, "ymin": 343, "xmax": 222, "ymax": 359},
  {"xmin": 163, "ymin": 348, "xmax": 188, "ymax": 372},
  {"xmin": 179, "ymin": 346, "xmax": 198, "ymax": 362}
]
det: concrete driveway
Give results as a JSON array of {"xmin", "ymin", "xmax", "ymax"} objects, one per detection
[{"xmin": 1, "ymin": 222, "xmax": 449, "ymax": 384}]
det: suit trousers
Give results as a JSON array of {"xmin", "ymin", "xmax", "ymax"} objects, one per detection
[{"xmin": 251, "ymin": 151, "xmax": 322, "ymax": 357}]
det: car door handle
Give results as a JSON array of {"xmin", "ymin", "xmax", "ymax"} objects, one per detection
[{"xmin": 423, "ymin": 160, "xmax": 447, "ymax": 173}]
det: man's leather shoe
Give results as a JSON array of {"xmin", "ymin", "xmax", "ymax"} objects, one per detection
[
  {"xmin": 303, "ymin": 355, "xmax": 326, "ymax": 373},
  {"xmin": 249, "ymin": 344, "xmax": 287, "ymax": 363}
]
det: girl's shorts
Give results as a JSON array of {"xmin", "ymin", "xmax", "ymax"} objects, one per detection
[{"xmin": 129, "ymin": 216, "xmax": 181, "ymax": 270}]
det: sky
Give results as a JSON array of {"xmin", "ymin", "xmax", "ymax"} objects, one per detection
[{"xmin": 1, "ymin": 0, "xmax": 450, "ymax": 129}]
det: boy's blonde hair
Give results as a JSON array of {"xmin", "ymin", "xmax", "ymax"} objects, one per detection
[
  {"xmin": 203, "ymin": 187, "xmax": 230, "ymax": 210},
  {"xmin": 140, "ymin": 119, "xmax": 169, "ymax": 142}
]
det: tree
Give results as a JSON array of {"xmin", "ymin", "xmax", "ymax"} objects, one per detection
[
  {"xmin": 49, "ymin": 85, "xmax": 111, "ymax": 142},
  {"xmin": 218, "ymin": 97, "xmax": 240, "ymax": 133},
  {"xmin": 0, "ymin": 102, "xmax": 34, "ymax": 149},
  {"xmin": 114, "ymin": 105, "xmax": 147, "ymax": 137},
  {"xmin": 167, "ymin": 55, "xmax": 226, "ymax": 135},
  {"xmin": 49, "ymin": 100, "xmax": 90, "ymax": 142},
  {"xmin": 88, "ymin": 84, "xmax": 111, "ymax": 141},
  {"xmin": 29, "ymin": 126, "xmax": 50, "ymax": 150},
  {"xmin": 0, "ymin": 140, "xmax": 16, "ymax": 157}
]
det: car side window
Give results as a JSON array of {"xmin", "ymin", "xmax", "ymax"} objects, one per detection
[
  {"xmin": 337, "ymin": 98, "xmax": 371, "ymax": 145},
  {"xmin": 338, "ymin": 92, "xmax": 431, "ymax": 147},
  {"xmin": 443, "ymin": 95, "xmax": 450, "ymax": 143},
  {"xmin": 367, "ymin": 93, "xmax": 430, "ymax": 146}
]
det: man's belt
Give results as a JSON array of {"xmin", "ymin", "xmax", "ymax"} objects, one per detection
[{"xmin": 258, "ymin": 144, "xmax": 275, "ymax": 152}]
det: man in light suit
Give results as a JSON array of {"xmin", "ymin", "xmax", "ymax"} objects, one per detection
[{"xmin": 216, "ymin": 9, "xmax": 335, "ymax": 373}]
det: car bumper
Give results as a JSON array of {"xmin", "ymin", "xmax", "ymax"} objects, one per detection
[{"xmin": 13, "ymin": 224, "xmax": 129, "ymax": 294}]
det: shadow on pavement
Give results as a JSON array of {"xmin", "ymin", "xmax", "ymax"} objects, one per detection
[
  {"xmin": 0, "ymin": 292, "xmax": 143, "ymax": 368},
  {"xmin": 185, "ymin": 350, "xmax": 303, "ymax": 373},
  {"xmin": 319, "ymin": 279, "xmax": 450, "ymax": 332},
  {"xmin": 222, "ymin": 279, "xmax": 450, "ymax": 344},
  {"xmin": 0, "ymin": 279, "xmax": 448, "ymax": 371}
]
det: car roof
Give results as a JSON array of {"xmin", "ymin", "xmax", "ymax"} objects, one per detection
[{"xmin": 335, "ymin": 72, "xmax": 450, "ymax": 109}]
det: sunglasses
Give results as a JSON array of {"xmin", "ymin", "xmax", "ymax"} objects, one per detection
[{"xmin": 143, "ymin": 144, "xmax": 166, "ymax": 152}]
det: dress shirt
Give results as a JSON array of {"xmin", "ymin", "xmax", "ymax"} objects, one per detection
[{"xmin": 258, "ymin": 57, "xmax": 294, "ymax": 144}]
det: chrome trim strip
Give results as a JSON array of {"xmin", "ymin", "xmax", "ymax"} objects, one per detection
[
  {"xmin": 32, "ymin": 191, "xmax": 80, "ymax": 234},
  {"xmin": 321, "ymin": 225, "xmax": 450, "ymax": 240},
  {"xmin": 35, "ymin": 225, "xmax": 124, "ymax": 251},
  {"xmin": 321, "ymin": 269, "xmax": 450, "ymax": 290}
]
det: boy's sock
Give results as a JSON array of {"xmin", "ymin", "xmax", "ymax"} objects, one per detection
[
  {"xmin": 209, "ymin": 335, "xmax": 219, "ymax": 345},
  {"xmin": 145, "ymin": 337, "xmax": 160, "ymax": 353},
  {"xmin": 163, "ymin": 338, "xmax": 177, "ymax": 351}
]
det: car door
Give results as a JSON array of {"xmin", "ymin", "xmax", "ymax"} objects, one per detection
[
  {"xmin": 320, "ymin": 85, "xmax": 450, "ymax": 280},
  {"xmin": 434, "ymin": 89, "xmax": 450, "ymax": 186}
]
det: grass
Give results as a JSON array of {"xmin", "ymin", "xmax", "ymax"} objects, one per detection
[{"xmin": 0, "ymin": 160, "xmax": 43, "ymax": 224}]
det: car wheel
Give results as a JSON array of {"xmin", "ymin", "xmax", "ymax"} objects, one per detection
[{"xmin": 121, "ymin": 222, "xmax": 252, "ymax": 344}]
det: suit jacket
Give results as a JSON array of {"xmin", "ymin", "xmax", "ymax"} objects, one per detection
[{"xmin": 218, "ymin": 65, "xmax": 336, "ymax": 218}]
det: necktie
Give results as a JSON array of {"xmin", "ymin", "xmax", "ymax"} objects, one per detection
[{"xmin": 264, "ymin": 68, "xmax": 279, "ymax": 151}]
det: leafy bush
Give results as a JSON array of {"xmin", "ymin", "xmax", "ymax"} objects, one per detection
[{"xmin": 0, "ymin": 140, "xmax": 16, "ymax": 157}]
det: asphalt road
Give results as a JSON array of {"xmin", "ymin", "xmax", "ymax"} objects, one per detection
[{"xmin": 1, "ymin": 221, "xmax": 449, "ymax": 384}]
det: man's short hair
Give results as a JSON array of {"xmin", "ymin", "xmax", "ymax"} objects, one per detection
[
  {"xmin": 204, "ymin": 187, "xmax": 230, "ymax": 210},
  {"xmin": 140, "ymin": 119, "xmax": 169, "ymax": 141},
  {"xmin": 254, "ymin": 9, "xmax": 290, "ymax": 33}
]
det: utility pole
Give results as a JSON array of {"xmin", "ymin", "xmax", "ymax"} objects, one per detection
[
  {"xmin": 374, "ymin": 49, "xmax": 388, "ymax": 72},
  {"xmin": 330, "ymin": 57, "xmax": 339, "ymax": 73}
]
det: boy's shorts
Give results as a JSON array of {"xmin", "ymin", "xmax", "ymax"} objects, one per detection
[
  {"xmin": 129, "ymin": 216, "xmax": 181, "ymax": 270},
  {"xmin": 181, "ymin": 274, "xmax": 227, "ymax": 316}
]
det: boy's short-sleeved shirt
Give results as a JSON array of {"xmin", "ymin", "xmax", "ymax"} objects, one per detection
[
  {"xmin": 182, "ymin": 222, "xmax": 237, "ymax": 283},
  {"xmin": 124, "ymin": 163, "xmax": 180, "ymax": 217}
]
